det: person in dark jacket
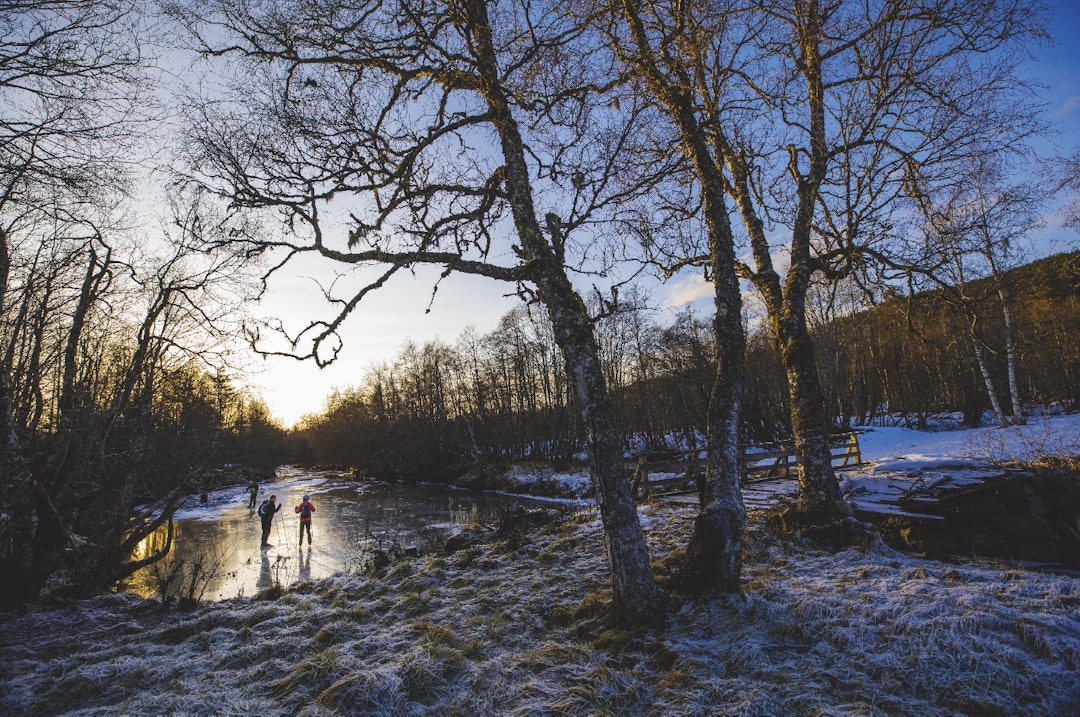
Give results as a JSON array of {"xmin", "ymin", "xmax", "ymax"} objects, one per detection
[
  {"xmin": 295, "ymin": 494, "xmax": 315, "ymax": 547},
  {"xmin": 258, "ymin": 495, "xmax": 281, "ymax": 547}
]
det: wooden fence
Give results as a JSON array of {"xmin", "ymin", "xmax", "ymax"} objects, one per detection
[{"xmin": 631, "ymin": 431, "xmax": 863, "ymax": 499}]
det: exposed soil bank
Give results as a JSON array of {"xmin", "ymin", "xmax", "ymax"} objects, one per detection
[{"xmin": 866, "ymin": 469, "xmax": 1080, "ymax": 567}]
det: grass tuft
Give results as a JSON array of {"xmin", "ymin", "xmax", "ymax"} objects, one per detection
[
  {"xmin": 272, "ymin": 647, "xmax": 341, "ymax": 702},
  {"xmin": 318, "ymin": 669, "xmax": 405, "ymax": 714},
  {"xmin": 399, "ymin": 651, "xmax": 450, "ymax": 704}
]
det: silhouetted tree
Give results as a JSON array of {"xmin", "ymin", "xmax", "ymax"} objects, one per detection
[{"xmin": 172, "ymin": 0, "xmax": 668, "ymax": 623}]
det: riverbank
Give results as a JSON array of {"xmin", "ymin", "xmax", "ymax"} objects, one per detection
[
  {"xmin": 417, "ymin": 413, "xmax": 1080, "ymax": 501},
  {"xmin": 2, "ymin": 502, "xmax": 1078, "ymax": 715},
  {"xmin": 451, "ymin": 460, "xmax": 593, "ymax": 500}
]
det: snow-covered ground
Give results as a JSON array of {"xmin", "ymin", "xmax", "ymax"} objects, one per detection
[
  {"xmin": 1, "ymin": 416, "xmax": 1078, "ymax": 715},
  {"xmin": 855, "ymin": 413, "xmax": 1080, "ymax": 472}
]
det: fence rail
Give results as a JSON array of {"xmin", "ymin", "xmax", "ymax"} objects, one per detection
[{"xmin": 631, "ymin": 431, "xmax": 863, "ymax": 499}]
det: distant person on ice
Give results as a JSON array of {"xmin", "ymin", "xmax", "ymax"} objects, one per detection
[
  {"xmin": 295, "ymin": 494, "xmax": 315, "ymax": 547},
  {"xmin": 247, "ymin": 480, "xmax": 259, "ymax": 509},
  {"xmin": 258, "ymin": 495, "xmax": 281, "ymax": 547}
]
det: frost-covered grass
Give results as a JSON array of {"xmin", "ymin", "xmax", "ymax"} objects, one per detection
[
  {"xmin": 503, "ymin": 464, "xmax": 592, "ymax": 500},
  {"xmin": 2, "ymin": 503, "xmax": 1078, "ymax": 716}
]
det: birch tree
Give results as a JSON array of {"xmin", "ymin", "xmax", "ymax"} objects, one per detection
[
  {"xmin": 609, "ymin": 0, "xmax": 749, "ymax": 590},
  {"xmin": 611, "ymin": 0, "xmax": 1046, "ymax": 528},
  {"xmin": 909, "ymin": 158, "xmax": 1045, "ymax": 426},
  {"xmin": 170, "ymin": 0, "xmax": 667, "ymax": 623}
]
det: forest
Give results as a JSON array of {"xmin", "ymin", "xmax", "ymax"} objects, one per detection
[
  {"xmin": 2, "ymin": 0, "xmax": 1079, "ymax": 626},
  {"xmin": 293, "ymin": 251, "xmax": 1080, "ymax": 479}
]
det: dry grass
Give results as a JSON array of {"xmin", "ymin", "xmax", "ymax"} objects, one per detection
[{"xmin": 2, "ymin": 503, "xmax": 1078, "ymax": 716}]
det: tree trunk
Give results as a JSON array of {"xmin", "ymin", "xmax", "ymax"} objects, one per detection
[
  {"xmin": 778, "ymin": 315, "xmax": 848, "ymax": 519},
  {"xmin": 729, "ymin": 160, "xmax": 849, "ymax": 522},
  {"xmin": 783, "ymin": 0, "xmax": 847, "ymax": 522},
  {"xmin": 466, "ymin": 0, "xmax": 662, "ymax": 624},
  {"xmin": 684, "ymin": 262, "xmax": 745, "ymax": 592},
  {"xmin": 554, "ymin": 308, "xmax": 664, "ymax": 621},
  {"xmin": 0, "ymin": 387, "xmax": 36, "ymax": 606},
  {"xmin": 619, "ymin": 0, "xmax": 747, "ymax": 594},
  {"xmin": 0, "ymin": 228, "xmax": 37, "ymax": 607},
  {"xmin": 998, "ymin": 286, "xmax": 1024, "ymax": 423},
  {"xmin": 969, "ymin": 322, "xmax": 1009, "ymax": 428},
  {"xmin": 680, "ymin": 152, "xmax": 745, "ymax": 593}
]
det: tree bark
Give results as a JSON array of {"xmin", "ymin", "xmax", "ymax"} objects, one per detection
[
  {"xmin": 777, "ymin": 313, "xmax": 848, "ymax": 517},
  {"xmin": 998, "ymin": 286, "xmax": 1024, "ymax": 423},
  {"xmin": 684, "ymin": 262, "xmax": 746, "ymax": 591},
  {"xmin": 968, "ymin": 317, "xmax": 1009, "ymax": 428},
  {"xmin": 466, "ymin": 0, "xmax": 662, "ymax": 624},
  {"xmin": 783, "ymin": 0, "xmax": 846, "ymax": 520},
  {"xmin": 618, "ymin": 0, "xmax": 746, "ymax": 593}
]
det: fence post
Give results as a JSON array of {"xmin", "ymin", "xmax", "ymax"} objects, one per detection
[{"xmin": 849, "ymin": 432, "xmax": 861, "ymax": 466}]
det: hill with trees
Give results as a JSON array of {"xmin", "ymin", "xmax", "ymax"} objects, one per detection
[{"xmin": 288, "ymin": 250, "xmax": 1080, "ymax": 477}]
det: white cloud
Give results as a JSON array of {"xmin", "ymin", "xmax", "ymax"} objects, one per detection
[
  {"xmin": 1050, "ymin": 94, "xmax": 1080, "ymax": 121},
  {"xmin": 660, "ymin": 273, "xmax": 713, "ymax": 308}
]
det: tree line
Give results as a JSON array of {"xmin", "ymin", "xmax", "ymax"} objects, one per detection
[
  {"xmin": 0, "ymin": 2, "xmax": 286, "ymax": 607},
  {"xmin": 819, "ymin": 251, "xmax": 1080, "ymax": 429},
  {"xmin": 0, "ymin": 189, "xmax": 288, "ymax": 602},
  {"xmin": 292, "ymin": 250, "xmax": 1080, "ymax": 474}
]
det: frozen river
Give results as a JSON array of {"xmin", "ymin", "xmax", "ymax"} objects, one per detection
[{"xmin": 123, "ymin": 466, "xmax": 554, "ymax": 602}]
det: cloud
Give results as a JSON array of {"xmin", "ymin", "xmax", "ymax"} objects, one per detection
[{"xmin": 661, "ymin": 273, "xmax": 713, "ymax": 308}]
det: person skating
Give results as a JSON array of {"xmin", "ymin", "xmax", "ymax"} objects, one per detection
[
  {"xmin": 258, "ymin": 495, "xmax": 281, "ymax": 547},
  {"xmin": 295, "ymin": 494, "xmax": 315, "ymax": 546},
  {"xmin": 247, "ymin": 480, "xmax": 259, "ymax": 509}
]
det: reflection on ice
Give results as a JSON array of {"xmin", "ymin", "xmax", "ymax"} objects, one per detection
[{"xmin": 122, "ymin": 467, "xmax": 538, "ymax": 602}]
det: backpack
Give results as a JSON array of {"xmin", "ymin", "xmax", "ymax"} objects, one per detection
[
  {"xmin": 258, "ymin": 500, "xmax": 271, "ymax": 517},
  {"xmin": 299, "ymin": 502, "xmax": 312, "ymax": 519}
]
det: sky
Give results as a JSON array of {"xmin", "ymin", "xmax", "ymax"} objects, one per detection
[
  {"xmin": 241, "ymin": 1, "xmax": 1080, "ymax": 428},
  {"xmin": 245, "ymin": 262, "xmax": 523, "ymax": 425}
]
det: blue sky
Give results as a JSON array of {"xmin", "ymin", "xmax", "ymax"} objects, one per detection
[
  {"xmin": 1035, "ymin": 0, "xmax": 1080, "ymax": 181},
  {"xmin": 250, "ymin": 2, "xmax": 1080, "ymax": 427},
  {"xmin": 1041, "ymin": 0, "xmax": 1080, "ymax": 129}
]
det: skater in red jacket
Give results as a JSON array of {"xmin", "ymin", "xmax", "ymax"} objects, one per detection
[{"xmin": 295, "ymin": 494, "xmax": 315, "ymax": 547}]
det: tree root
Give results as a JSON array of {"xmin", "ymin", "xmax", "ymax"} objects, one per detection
[{"xmin": 764, "ymin": 499, "xmax": 879, "ymax": 551}]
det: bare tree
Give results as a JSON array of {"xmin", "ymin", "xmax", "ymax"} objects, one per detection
[
  {"xmin": 0, "ymin": 0, "xmax": 153, "ymax": 607},
  {"xmin": 907, "ymin": 157, "xmax": 1045, "ymax": 426},
  {"xmin": 611, "ymin": 0, "xmax": 1046, "ymax": 528},
  {"xmin": 170, "ymin": 0, "xmax": 668, "ymax": 623},
  {"xmin": 11, "ymin": 189, "xmax": 262, "ymax": 599},
  {"xmin": 610, "ymin": 0, "xmax": 749, "ymax": 591}
]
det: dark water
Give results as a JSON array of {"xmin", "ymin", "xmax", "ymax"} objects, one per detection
[{"xmin": 122, "ymin": 468, "xmax": 549, "ymax": 602}]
